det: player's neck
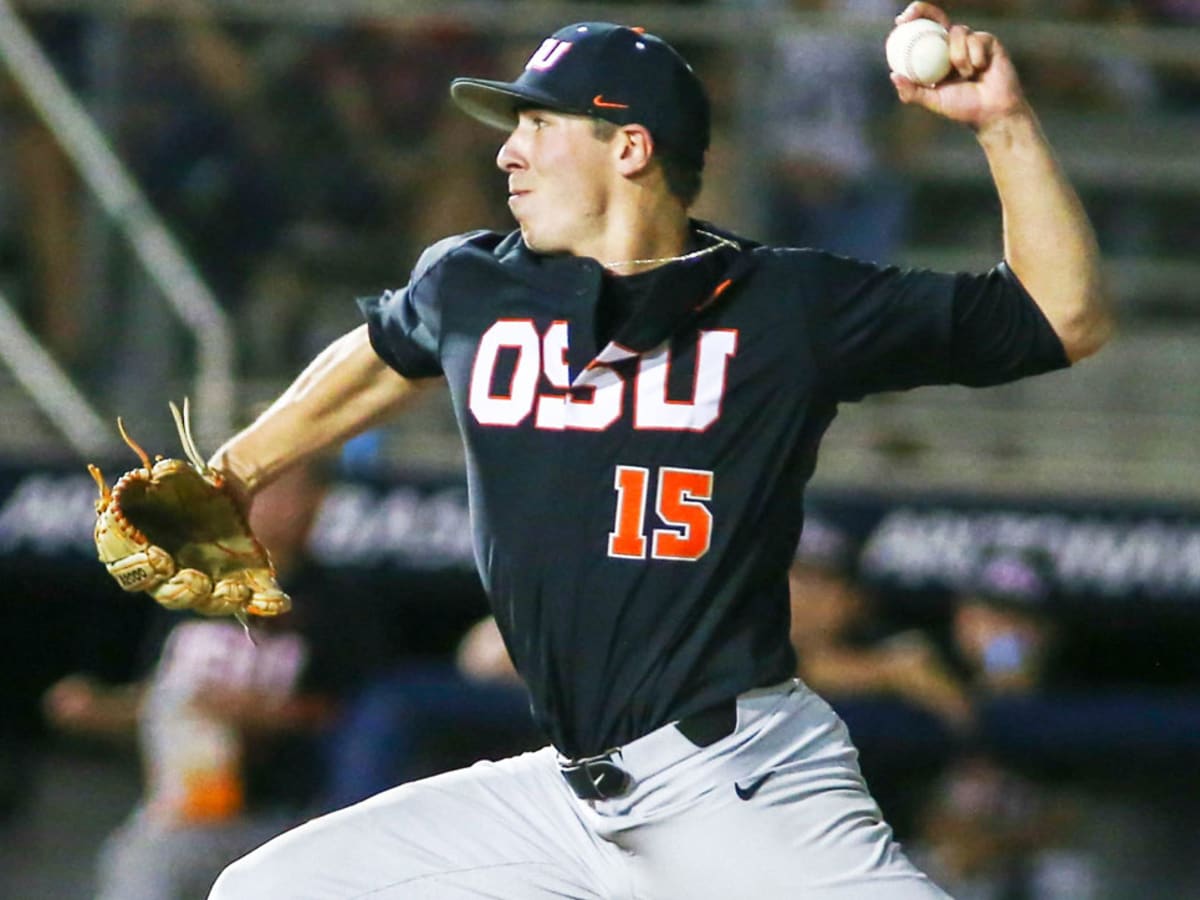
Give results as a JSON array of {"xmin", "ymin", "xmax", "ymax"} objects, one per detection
[{"xmin": 581, "ymin": 201, "xmax": 692, "ymax": 276}]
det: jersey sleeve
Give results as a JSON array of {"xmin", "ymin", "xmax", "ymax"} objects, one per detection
[
  {"xmin": 358, "ymin": 284, "xmax": 442, "ymax": 378},
  {"xmin": 356, "ymin": 235, "xmax": 472, "ymax": 379},
  {"xmin": 805, "ymin": 252, "xmax": 1071, "ymax": 402}
]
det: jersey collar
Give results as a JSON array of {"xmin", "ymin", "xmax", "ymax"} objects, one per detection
[{"xmin": 492, "ymin": 221, "xmax": 760, "ymax": 384}]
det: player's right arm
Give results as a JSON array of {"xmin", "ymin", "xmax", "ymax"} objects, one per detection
[
  {"xmin": 208, "ymin": 324, "xmax": 434, "ymax": 499},
  {"xmin": 890, "ymin": 2, "xmax": 1114, "ymax": 363}
]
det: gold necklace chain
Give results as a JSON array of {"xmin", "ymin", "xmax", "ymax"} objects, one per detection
[{"xmin": 601, "ymin": 229, "xmax": 739, "ymax": 271}]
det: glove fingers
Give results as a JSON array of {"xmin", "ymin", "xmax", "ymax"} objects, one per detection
[
  {"xmin": 245, "ymin": 567, "xmax": 291, "ymax": 616},
  {"xmin": 150, "ymin": 568, "xmax": 213, "ymax": 611},
  {"xmin": 91, "ymin": 431, "xmax": 289, "ymax": 622},
  {"xmin": 245, "ymin": 590, "xmax": 292, "ymax": 617},
  {"xmin": 215, "ymin": 569, "xmax": 292, "ymax": 618},
  {"xmin": 208, "ymin": 579, "xmax": 252, "ymax": 617}
]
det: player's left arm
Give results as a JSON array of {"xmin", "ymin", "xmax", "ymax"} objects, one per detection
[
  {"xmin": 891, "ymin": 2, "xmax": 1114, "ymax": 363},
  {"xmin": 209, "ymin": 324, "xmax": 433, "ymax": 500}
]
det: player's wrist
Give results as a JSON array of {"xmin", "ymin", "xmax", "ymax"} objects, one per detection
[
  {"xmin": 973, "ymin": 100, "xmax": 1038, "ymax": 147},
  {"xmin": 206, "ymin": 446, "xmax": 262, "ymax": 508}
]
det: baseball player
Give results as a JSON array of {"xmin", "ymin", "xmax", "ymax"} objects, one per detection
[{"xmin": 206, "ymin": 4, "xmax": 1111, "ymax": 897}]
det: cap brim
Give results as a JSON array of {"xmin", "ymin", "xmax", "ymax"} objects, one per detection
[{"xmin": 450, "ymin": 78, "xmax": 577, "ymax": 131}]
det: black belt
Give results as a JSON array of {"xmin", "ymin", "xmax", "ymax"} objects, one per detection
[{"xmin": 559, "ymin": 698, "xmax": 738, "ymax": 801}]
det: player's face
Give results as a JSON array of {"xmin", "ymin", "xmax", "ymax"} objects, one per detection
[{"xmin": 497, "ymin": 109, "xmax": 616, "ymax": 256}]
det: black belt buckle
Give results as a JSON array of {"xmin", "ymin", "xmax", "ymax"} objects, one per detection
[{"xmin": 560, "ymin": 756, "xmax": 632, "ymax": 800}]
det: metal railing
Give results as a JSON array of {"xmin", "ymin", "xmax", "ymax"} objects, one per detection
[
  {"xmin": 0, "ymin": 0, "xmax": 234, "ymax": 449},
  {"xmin": 0, "ymin": 288, "xmax": 113, "ymax": 456}
]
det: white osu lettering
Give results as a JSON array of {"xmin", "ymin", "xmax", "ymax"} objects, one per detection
[
  {"xmin": 526, "ymin": 38, "xmax": 572, "ymax": 71},
  {"xmin": 469, "ymin": 320, "xmax": 737, "ymax": 431},
  {"xmin": 635, "ymin": 329, "xmax": 738, "ymax": 431},
  {"xmin": 535, "ymin": 322, "xmax": 622, "ymax": 431},
  {"xmin": 468, "ymin": 319, "xmax": 541, "ymax": 426}
]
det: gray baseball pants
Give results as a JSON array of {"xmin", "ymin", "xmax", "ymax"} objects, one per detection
[{"xmin": 209, "ymin": 679, "xmax": 951, "ymax": 898}]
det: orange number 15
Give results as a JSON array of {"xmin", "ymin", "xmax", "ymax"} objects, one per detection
[{"xmin": 608, "ymin": 465, "xmax": 714, "ymax": 561}]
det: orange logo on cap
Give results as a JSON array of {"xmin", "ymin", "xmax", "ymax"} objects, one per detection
[{"xmin": 593, "ymin": 95, "xmax": 630, "ymax": 110}]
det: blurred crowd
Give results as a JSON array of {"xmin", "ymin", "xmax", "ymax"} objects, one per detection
[
  {"xmin": 0, "ymin": 0, "xmax": 1197, "ymax": 385},
  {"xmin": 787, "ymin": 518, "xmax": 1099, "ymax": 899}
]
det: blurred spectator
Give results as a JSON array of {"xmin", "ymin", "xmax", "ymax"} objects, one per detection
[
  {"xmin": 42, "ymin": 462, "xmax": 382, "ymax": 899},
  {"xmin": 758, "ymin": 0, "xmax": 927, "ymax": 262},
  {"xmin": 0, "ymin": 6, "xmax": 86, "ymax": 367},
  {"xmin": 913, "ymin": 754, "xmax": 1101, "ymax": 900},
  {"xmin": 322, "ymin": 612, "xmax": 538, "ymax": 810},
  {"xmin": 1007, "ymin": 0, "xmax": 1160, "ymax": 121},
  {"xmin": 1134, "ymin": 1, "xmax": 1200, "ymax": 261},
  {"xmin": 907, "ymin": 546, "xmax": 1101, "ymax": 898},
  {"xmin": 789, "ymin": 515, "xmax": 974, "ymax": 732},
  {"xmin": 950, "ymin": 546, "xmax": 1059, "ymax": 695},
  {"xmin": 116, "ymin": 9, "xmax": 288, "ymax": 311},
  {"xmin": 132, "ymin": 5, "xmax": 504, "ymax": 374},
  {"xmin": 0, "ymin": 95, "xmax": 82, "ymax": 364}
]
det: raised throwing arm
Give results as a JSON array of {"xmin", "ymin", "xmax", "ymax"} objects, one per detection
[{"xmin": 890, "ymin": 2, "xmax": 1114, "ymax": 362}]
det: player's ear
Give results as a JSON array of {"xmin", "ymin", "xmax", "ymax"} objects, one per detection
[{"xmin": 613, "ymin": 124, "xmax": 655, "ymax": 177}]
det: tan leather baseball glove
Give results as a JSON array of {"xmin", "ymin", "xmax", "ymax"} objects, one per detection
[{"xmin": 87, "ymin": 400, "xmax": 290, "ymax": 620}]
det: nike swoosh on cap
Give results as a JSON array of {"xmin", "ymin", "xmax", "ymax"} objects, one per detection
[{"xmin": 593, "ymin": 94, "xmax": 630, "ymax": 109}]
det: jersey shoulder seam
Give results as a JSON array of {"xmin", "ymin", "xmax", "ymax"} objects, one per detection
[{"xmin": 409, "ymin": 229, "xmax": 499, "ymax": 290}]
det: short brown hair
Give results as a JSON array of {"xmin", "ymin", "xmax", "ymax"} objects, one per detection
[{"xmin": 592, "ymin": 119, "xmax": 704, "ymax": 208}]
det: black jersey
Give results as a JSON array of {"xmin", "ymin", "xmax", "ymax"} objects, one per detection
[{"xmin": 360, "ymin": 223, "xmax": 1068, "ymax": 758}]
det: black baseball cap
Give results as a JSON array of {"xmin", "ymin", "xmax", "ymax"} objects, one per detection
[{"xmin": 450, "ymin": 22, "xmax": 710, "ymax": 168}]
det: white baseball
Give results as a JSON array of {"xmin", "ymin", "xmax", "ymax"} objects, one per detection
[{"xmin": 886, "ymin": 18, "xmax": 952, "ymax": 86}]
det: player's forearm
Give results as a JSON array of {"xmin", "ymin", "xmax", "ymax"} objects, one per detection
[
  {"xmin": 209, "ymin": 324, "xmax": 426, "ymax": 495},
  {"xmin": 978, "ymin": 107, "xmax": 1114, "ymax": 362}
]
